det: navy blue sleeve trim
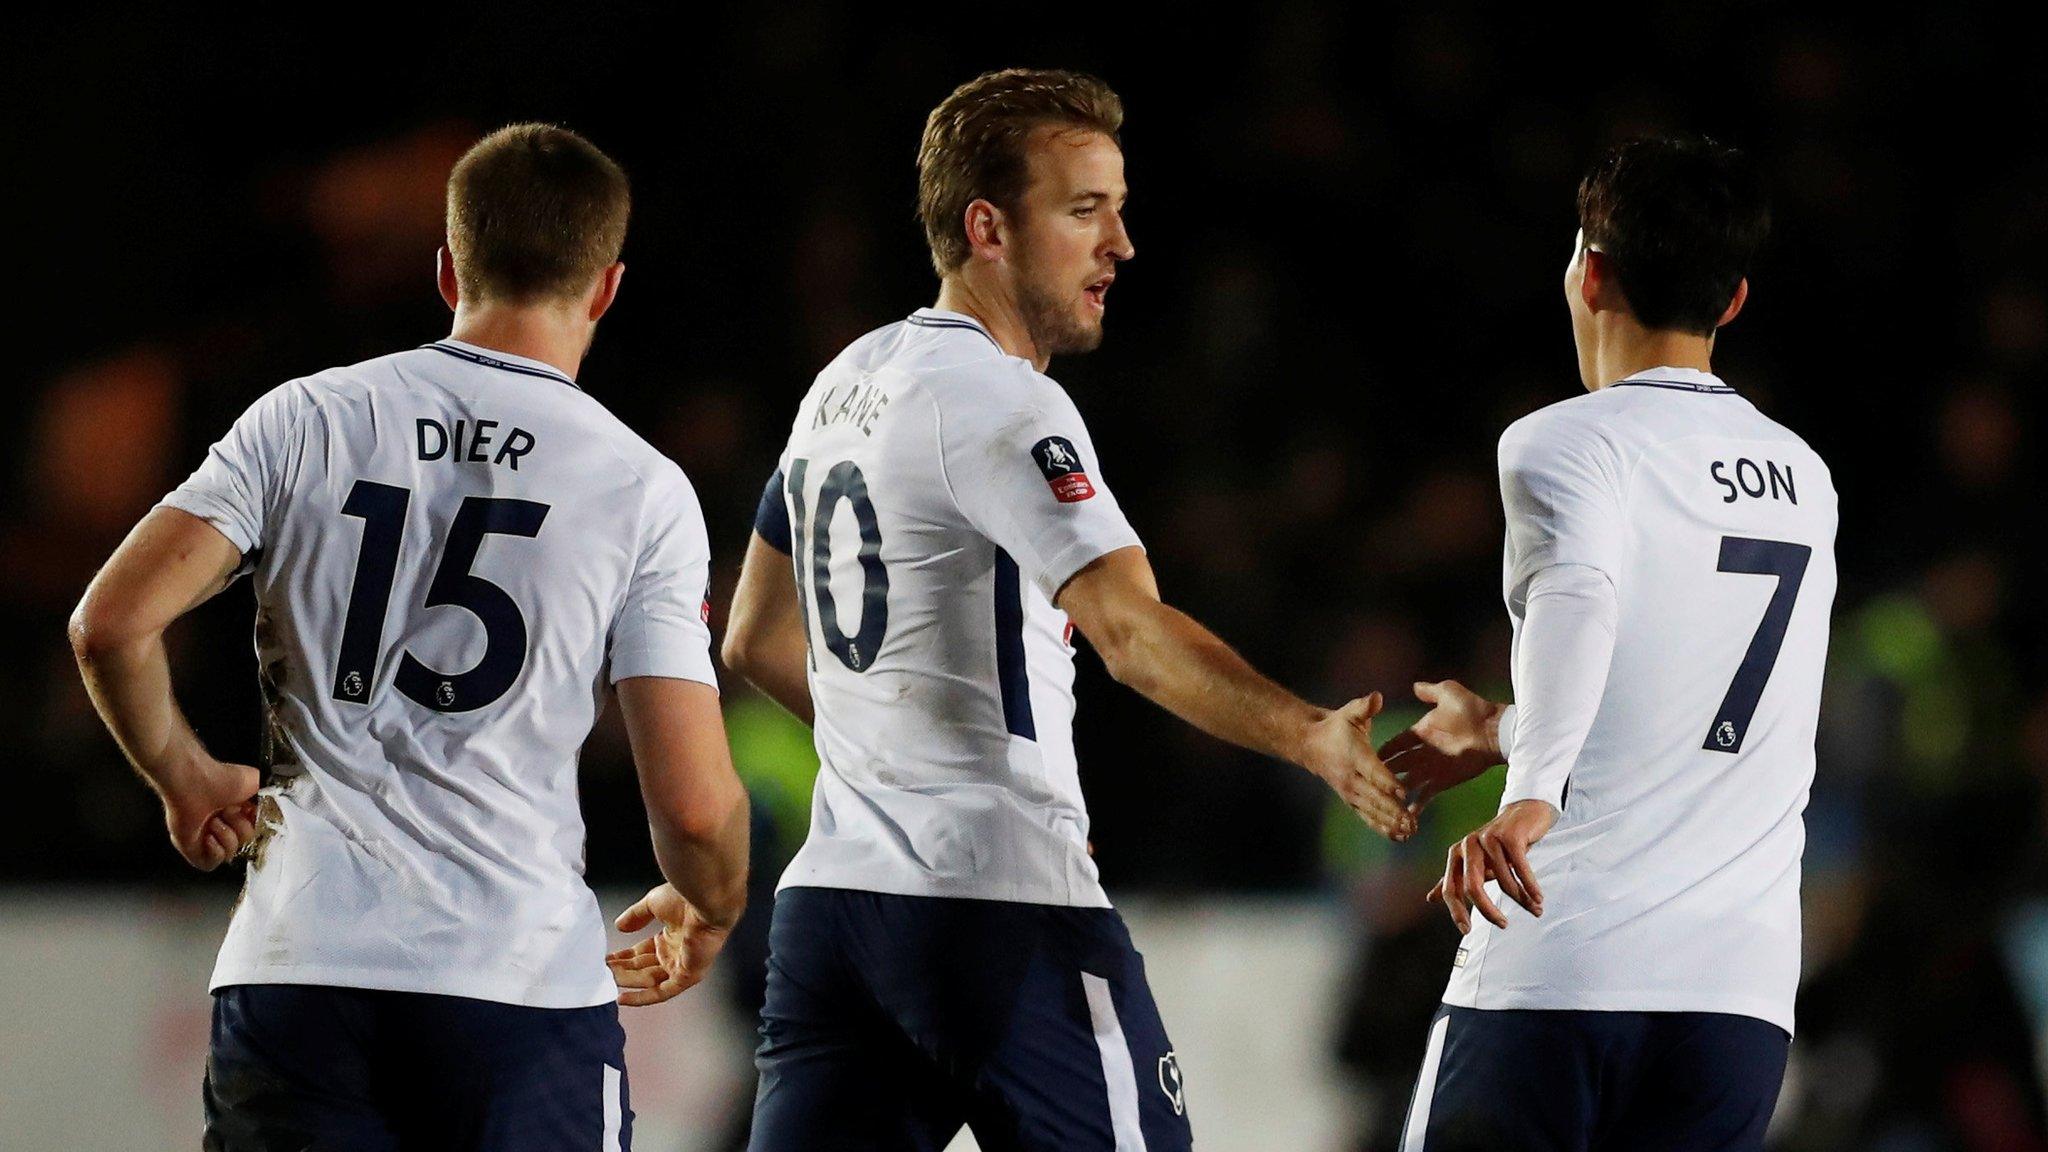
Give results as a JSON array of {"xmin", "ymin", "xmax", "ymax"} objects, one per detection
[{"xmin": 754, "ymin": 467, "xmax": 793, "ymax": 554}]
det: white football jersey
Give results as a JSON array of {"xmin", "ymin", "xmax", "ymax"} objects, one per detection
[
  {"xmin": 1443, "ymin": 367, "xmax": 1837, "ymax": 1035},
  {"xmin": 759, "ymin": 309, "xmax": 1143, "ymax": 907},
  {"xmin": 159, "ymin": 339, "xmax": 717, "ymax": 1009}
]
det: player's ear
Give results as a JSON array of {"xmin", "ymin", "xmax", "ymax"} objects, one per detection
[
  {"xmin": 1716, "ymin": 278, "xmax": 1749, "ymax": 328},
  {"xmin": 1580, "ymin": 248, "xmax": 1619, "ymax": 316},
  {"xmin": 436, "ymin": 246, "xmax": 460, "ymax": 312},
  {"xmin": 589, "ymin": 262, "xmax": 625, "ymax": 322},
  {"xmin": 964, "ymin": 199, "xmax": 1005, "ymax": 263}
]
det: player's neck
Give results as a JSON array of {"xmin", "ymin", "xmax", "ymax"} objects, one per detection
[
  {"xmin": 1587, "ymin": 322, "xmax": 1716, "ymax": 391},
  {"xmin": 447, "ymin": 304, "xmax": 592, "ymax": 382},
  {"xmin": 933, "ymin": 278, "xmax": 1049, "ymax": 372}
]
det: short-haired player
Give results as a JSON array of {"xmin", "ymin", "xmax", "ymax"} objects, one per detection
[
  {"xmin": 70, "ymin": 124, "xmax": 747, "ymax": 1151},
  {"xmin": 1385, "ymin": 135, "xmax": 1836, "ymax": 1151},
  {"xmin": 723, "ymin": 69, "xmax": 1412, "ymax": 1151}
]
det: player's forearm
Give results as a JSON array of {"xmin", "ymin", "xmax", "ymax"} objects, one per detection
[
  {"xmin": 1500, "ymin": 565, "xmax": 1619, "ymax": 810},
  {"xmin": 647, "ymin": 791, "xmax": 750, "ymax": 930},
  {"xmin": 1097, "ymin": 599, "xmax": 1324, "ymax": 767},
  {"xmin": 68, "ymin": 625, "xmax": 210, "ymax": 799}
]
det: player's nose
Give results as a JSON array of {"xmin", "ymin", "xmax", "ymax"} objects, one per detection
[{"xmin": 1104, "ymin": 212, "xmax": 1134, "ymax": 261}]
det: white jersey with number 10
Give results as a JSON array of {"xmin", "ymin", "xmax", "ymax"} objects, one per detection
[{"xmin": 758, "ymin": 308, "xmax": 1144, "ymax": 908}]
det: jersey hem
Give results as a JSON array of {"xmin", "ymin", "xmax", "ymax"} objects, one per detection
[
  {"xmin": 607, "ymin": 652, "xmax": 720, "ymax": 687},
  {"xmin": 1037, "ymin": 534, "xmax": 1145, "ymax": 602},
  {"xmin": 208, "ymin": 961, "xmax": 617, "ymax": 1011},
  {"xmin": 775, "ymin": 874, "xmax": 1112, "ymax": 910},
  {"xmin": 1441, "ymin": 984, "xmax": 1794, "ymax": 1036},
  {"xmin": 156, "ymin": 493, "xmax": 256, "ymax": 555}
]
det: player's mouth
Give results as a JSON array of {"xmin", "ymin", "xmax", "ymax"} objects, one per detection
[{"xmin": 1084, "ymin": 274, "xmax": 1113, "ymax": 312}]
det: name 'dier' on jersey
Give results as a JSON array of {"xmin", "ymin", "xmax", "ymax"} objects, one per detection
[
  {"xmin": 759, "ymin": 308, "xmax": 1143, "ymax": 909},
  {"xmin": 157, "ymin": 338, "xmax": 718, "ymax": 1010}
]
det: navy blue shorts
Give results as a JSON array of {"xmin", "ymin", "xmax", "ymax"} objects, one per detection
[
  {"xmin": 1400, "ymin": 1004, "xmax": 1790, "ymax": 1152},
  {"xmin": 748, "ymin": 887, "xmax": 1193, "ymax": 1152},
  {"xmin": 204, "ymin": 984, "xmax": 632, "ymax": 1151}
]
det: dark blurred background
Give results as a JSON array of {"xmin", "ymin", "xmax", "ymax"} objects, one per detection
[{"xmin": 9, "ymin": 5, "xmax": 2048, "ymax": 1149}]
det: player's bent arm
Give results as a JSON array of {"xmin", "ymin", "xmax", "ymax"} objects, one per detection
[
  {"xmin": 615, "ymin": 676, "xmax": 750, "ymax": 930},
  {"xmin": 68, "ymin": 508, "xmax": 262, "ymax": 869},
  {"xmin": 721, "ymin": 533, "xmax": 814, "ymax": 726},
  {"xmin": 1057, "ymin": 546, "xmax": 1414, "ymax": 838},
  {"xmin": 69, "ymin": 510, "xmax": 248, "ymax": 792}
]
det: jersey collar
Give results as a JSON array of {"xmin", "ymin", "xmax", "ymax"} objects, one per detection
[
  {"xmin": 906, "ymin": 308, "xmax": 1004, "ymax": 353},
  {"xmin": 423, "ymin": 339, "xmax": 583, "ymax": 391},
  {"xmin": 1610, "ymin": 366, "xmax": 1735, "ymax": 395}
]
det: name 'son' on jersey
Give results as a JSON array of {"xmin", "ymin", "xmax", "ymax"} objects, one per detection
[{"xmin": 1710, "ymin": 456, "xmax": 1798, "ymax": 505}]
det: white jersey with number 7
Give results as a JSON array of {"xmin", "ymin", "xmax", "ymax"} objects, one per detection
[{"xmin": 1443, "ymin": 366, "xmax": 1838, "ymax": 1036}]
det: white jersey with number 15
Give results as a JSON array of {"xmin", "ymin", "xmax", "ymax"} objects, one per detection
[{"xmin": 160, "ymin": 339, "xmax": 717, "ymax": 1010}]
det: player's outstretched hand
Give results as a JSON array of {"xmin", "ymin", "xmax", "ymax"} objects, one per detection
[
  {"xmin": 163, "ymin": 759, "xmax": 262, "ymax": 872},
  {"xmin": 609, "ymin": 883, "xmax": 732, "ymax": 1008},
  {"xmin": 1303, "ymin": 692, "xmax": 1416, "ymax": 841},
  {"xmin": 1428, "ymin": 798, "xmax": 1557, "ymax": 934},
  {"xmin": 1378, "ymin": 680, "xmax": 1508, "ymax": 814}
]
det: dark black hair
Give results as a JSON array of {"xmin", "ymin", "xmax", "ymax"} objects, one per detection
[{"xmin": 1576, "ymin": 135, "xmax": 1771, "ymax": 336}]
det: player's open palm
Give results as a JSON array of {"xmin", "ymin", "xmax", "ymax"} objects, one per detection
[
  {"xmin": 1304, "ymin": 692, "xmax": 1415, "ymax": 841},
  {"xmin": 1431, "ymin": 798, "xmax": 1557, "ymax": 934},
  {"xmin": 163, "ymin": 759, "xmax": 262, "ymax": 872},
  {"xmin": 1380, "ymin": 679, "xmax": 1508, "ymax": 813},
  {"xmin": 609, "ymin": 883, "xmax": 732, "ymax": 1007}
]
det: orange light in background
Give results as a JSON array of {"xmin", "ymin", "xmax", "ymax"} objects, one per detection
[
  {"xmin": 303, "ymin": 121, "xmax": 476, "ymax": 302},
  {"xmin": 32, "ymin": 347, "xmax": 182, "ymax": 534}
]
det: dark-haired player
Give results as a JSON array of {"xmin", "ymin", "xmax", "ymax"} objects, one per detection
[
  {"xmin": 1384, "ymin": 136, "xmax": 1838, "ymax": 1150},
  {"xmin": 69, "ymin": 124, "xmax": 748, "ymax": 1150},
  {"xmin": 721, "ymin": 68, "xmax": 1412, "ymax": 1150}
]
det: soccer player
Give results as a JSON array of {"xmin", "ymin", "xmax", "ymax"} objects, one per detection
[
  {"xmin": 67, "ymin": 124, "xmax": 748, "ymax": 1151},
  {"xmin": 721, "ymin": 68, "xmax": 1413, "ymax": 1151},
  {"xmin": 1383, "ymin": 136, "xmax": 1837, "ymax": 1150}
]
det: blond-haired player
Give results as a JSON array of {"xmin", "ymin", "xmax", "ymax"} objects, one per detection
[{"xmin": 722, "ymin": 69, "xmax": 1412, "ymax": 1151}]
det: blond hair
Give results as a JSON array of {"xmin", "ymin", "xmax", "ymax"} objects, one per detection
[{"xmin": 916, "ymin": 69, "xmax": 1123, "ymax": 276}]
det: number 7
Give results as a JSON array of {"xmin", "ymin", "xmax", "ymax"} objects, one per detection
[{"xmin": 1704, "ymin": 536, "xmax": 1811, "ymax": 754}]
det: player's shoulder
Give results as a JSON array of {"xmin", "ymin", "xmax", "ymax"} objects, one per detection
[
  {"xmin": 877, "ymin": 310, "xmax": 1052, "ymax": 408},
  {"xmin": 1499, "ymin": 387, "xmax": 1625, "ymax": 465}
]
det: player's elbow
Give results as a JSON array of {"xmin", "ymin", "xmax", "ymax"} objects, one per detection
[
  {"xmin": 656, "ymin": 769, "xmax": 749, "ymax": 849},
  {"xmin": 67, "ymin": 591, "xmax": 144, "ymax": 667},
  {"xmin": 720, "ymin": 619, "xmax": 765, "ymax": 680},
  {"xmin": 1088, "ymin": 620, "xmax": 1160, "ymax": 696}
]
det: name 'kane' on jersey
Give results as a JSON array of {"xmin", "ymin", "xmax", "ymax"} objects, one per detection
[
  {"xmin": 1445, "ymin": 367, "xmax": 1838, "ymax": 1035},
  {"xmin": 159, "ymin": 339, "xmax": 717, "ymax": 1009},
  {"xmin": 755, "ymin": 309, "xmax": 1143, "ymax": 907}
]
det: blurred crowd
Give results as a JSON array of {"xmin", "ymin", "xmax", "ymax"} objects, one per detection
[{"xmin": 11, "ymin": 5, "xmax": 2047, "ymax": 1149}]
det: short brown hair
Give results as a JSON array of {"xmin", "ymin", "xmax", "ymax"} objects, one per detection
[
  {"xmin": 445, "ymin": 123, "xmax": 631, "ymax": 303},
  {"xmin": 917, "ymin": 69, "xmax": 1124, "ymax": 275}
]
